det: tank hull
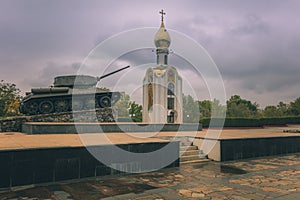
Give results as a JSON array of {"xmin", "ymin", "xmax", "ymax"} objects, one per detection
[{"xmin": 20, "ymin": 91, "xmax": 120, "ymax": 115}]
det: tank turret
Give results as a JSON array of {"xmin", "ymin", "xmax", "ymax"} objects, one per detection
[
  {"xmin": 52, "ymin": 65, "xmax": 130, "ymax": 88},
  {"xmin": 53, "ymin": 75, "xmax": 98, "ymax": 88},
  {"xmin": 19, "ymin": 66, "xmax": 130, "ymax": 115}
]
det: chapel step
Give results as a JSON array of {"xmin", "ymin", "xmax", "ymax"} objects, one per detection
[
  {"xmin": 180, "ymin": 145, "xmax": 198, "ymax": 151},
  {"xmin": 180, "ymin": 152, "xmax": 210, "ymax": 164},
  {"xmin": 179, "ymin": 143, "xmax": 210, "ymax": 165},
  {"xmin": 180, "ymin": 159, "xmax": 210, "ymax": 165},
  {"xmin": 155, "ymin": 136, "xmax": 210, "ymax": 164},
  {"xmin": 180, "ymin": 149, "xmax": 199, "ymax": 156},
  {"xmin": 180, "ymin": 154, "xmax": 204, "ymax": 162}
]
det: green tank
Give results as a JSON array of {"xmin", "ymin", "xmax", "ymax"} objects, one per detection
[{"xmin": 20, "ymin": 66, "xmax": 129, "ymax": 115}]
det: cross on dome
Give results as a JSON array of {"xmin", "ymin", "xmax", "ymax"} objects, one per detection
[
  {"xmin": 159, "ymin": 9, "xmax": 166, "ymax": 22},
  {"xmin": 154, "ymin": 9, "xmax": 171, "ymax": 50}
]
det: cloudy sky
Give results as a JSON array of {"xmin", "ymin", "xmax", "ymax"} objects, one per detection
[{"xmin": 0, "ymin": 0, "xmax": 300, "ymax": 107}]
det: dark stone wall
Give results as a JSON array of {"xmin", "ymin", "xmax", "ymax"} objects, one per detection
[
  {"xmin": 220, "ymin": 136, "xmax": 300, "ymax": 161},
  {"xmin": 22, "ymin": 123, "xmax": 202, "ymax": 134},
  {"xmin": 0, "ymin": 108, "xmax": 115, "ymax": 132},
  {"xmin": 0, "ymin": 142, "xmax": 179, "ymax": 189}
]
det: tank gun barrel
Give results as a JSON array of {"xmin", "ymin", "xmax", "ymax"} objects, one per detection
[{"xmin": 97, "ymin": 65, "xmax": 130, "ymax": 81}]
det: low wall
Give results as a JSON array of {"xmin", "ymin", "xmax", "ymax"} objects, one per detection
[
  {"xmin": 0, "ymin": 141, "xmax": 179, "ymax": 189},
  {"xmin": 220, "ymin": 136, "xmax": 300, "ymax": 161},
  {"xmin": 192, "ymin": 136, "xmax": 300, "ymax": 161},
  {"xmin": 0, "ymin": 117, "xmax": 27, "ymax": 132},
  {"xmin": 22, "ymin": 123, "xmax": 202, "ymax": 134},
  {"xmin": 0, "ymin": 108, "xmax": 115, "ymax": 132}
]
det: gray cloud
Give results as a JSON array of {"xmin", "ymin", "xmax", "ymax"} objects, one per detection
[
  {"xmin": 23, "ymin": 62, "xmax": 81, "ymax": 89},
  {"xmin": 186, "ymin": 8, "xmax": 300, "ymax": 106},
  {"xmin": 0, "ymin": 0, "xmax": 299, "ymax": 107},
  {"xmin": 229, "ymin": 14, "xmax": 270, "ymax": 36}
]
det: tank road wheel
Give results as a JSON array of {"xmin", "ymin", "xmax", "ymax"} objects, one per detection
[
  {"xmin": 39, "ymin": 100, "xmax": 54, "ymax": 114},
  {"xmin": 72, "ymin": 100, "xmax": 83, "ymax": 110},
  {"xmin": 54, "ymin": 100, "xmax": 69, "ymax": 112},
  {"xmin": 24, "ymin": 101, "xmax": 39, "ymax": 115},
  {"xmin": 99, "ymin": 96, "xmax": 111, "ymax": 108},
  {"xmin": 85, "ymin": 99, "xmax": 96, "ymax": 110}
]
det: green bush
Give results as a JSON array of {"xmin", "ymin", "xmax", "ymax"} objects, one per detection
[
  {"xmin": 116, "ymin": 117, "xmax": 142, "ymax": 122},
  {"xmin": 200, "ymin": 116, "xmax": 300, "ymax": 128}
]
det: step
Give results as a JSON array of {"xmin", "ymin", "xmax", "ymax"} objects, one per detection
[
  {"xmin": 180, "ymin": 159, "xmax": 210, "ymax": 165},
  {"xmin": 180, "ymin": 145, "xmax": 198, "ymax": 151},
  {"xmin": 179, "ymin": 143, "xmax": 193, "ymax": 147},
  {"xmin": 180, "ymin": 154, "xmax": 202, "ymax": 162},
  {"xmin": 180, "ymin": 150, "xmax": 200, "ymax": 156}
]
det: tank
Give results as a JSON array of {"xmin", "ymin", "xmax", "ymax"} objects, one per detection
[{"xmin": 19, "ymin": 66, "xmax": 130, "ymax": 115}]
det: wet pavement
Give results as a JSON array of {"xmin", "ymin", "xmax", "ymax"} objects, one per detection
[{"xmin": 1, "ymin": 153, "xmax": 300, "ymax": 200}]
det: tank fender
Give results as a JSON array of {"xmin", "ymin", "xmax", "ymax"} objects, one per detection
[{"xmin": 31, "ymin": 87, "xmax": 69, "ymax": 94}]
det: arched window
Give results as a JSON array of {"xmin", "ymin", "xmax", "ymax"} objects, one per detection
[
  {"xmin": 167, "ymin": 111, "xmax": 175, "ymax": 123},
  {"xmin": 167, "ymin": 83, "xmax": 174, "ymax": 95},
  {"xmin": 167, "ymin": 97, "xmax": 174, "ymax": 109},
  {"xmin": 148, "ymin": 83, "xmax": 153, "ymax": 111}
]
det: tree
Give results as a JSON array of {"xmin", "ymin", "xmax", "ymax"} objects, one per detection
[
  {"xmin": 277, "ymin": 101, "xmax": 288, "ymax": 116},
  {"xmin": 211, "ymin": 98, "xmax": 226, "ymax": 117},
  {"xmin": 289, "ymin": 97, "xmax": 300, "ymax": 116},
  {"xmin": 226, "ymin": 95, "xmax": 259, "ymax": 117},
  {"xmin": 198, "ymin": 100, "xmax": 211, "ymax": 118},
  {"xmin": 182, "ymin": 94, "xmax": 199, "ymax": 122},
  {"xmin": 263, "ymin": 105, "xmax": 280, "ymax": 117},
  {"xmin": 0, "ymin": 80, "xmax": 22, "ymax": 117},
  {"xmin": 198, "ymin": 99, "xmax": 226, "ymax": 118},
  {"xmin": 128, "ymin": 101, "xmax": 142, "ymax": 122},
  {"xmin": 115, "ymin": 92, "xmax": 142, "ymax": 122},
  {"xmin": 262, "ymin": 102, "xmax": 290, "ymax": 117},
  {"xmin": 115, "ymin": 92, "xmax": 131, "ymax": 118}
]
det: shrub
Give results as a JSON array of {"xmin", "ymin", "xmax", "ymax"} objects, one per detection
[{"xmin": 200, "ymin": 116, "xmax": 300, "ymax": 128}]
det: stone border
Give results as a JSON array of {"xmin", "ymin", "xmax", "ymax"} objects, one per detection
[
  {"xmin": 0, "ymin": 108, "xmax": 114, "ymax": 132},
  {"xmin": 22, "ymin": 123, "xmax": 202, "ymax": 134}
]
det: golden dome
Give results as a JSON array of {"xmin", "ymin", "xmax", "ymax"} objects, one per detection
[{"xmin": 154, "ymin": 21, "xmax": 171, "ymax": 49}]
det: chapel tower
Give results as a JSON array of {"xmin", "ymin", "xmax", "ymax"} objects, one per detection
[{"xmin": 143, "ymin": 10, "xmax": 183, "ymax": 123}]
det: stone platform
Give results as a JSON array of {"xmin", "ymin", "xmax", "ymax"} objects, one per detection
[
  {"xmin": 0, "ymin": 132, "xmax": 179, "ymax": 189},
  {"xmin": 1, "ymin": 153, "xmax": 300, "ymax": 199},
  {"xmin": 1, "ymin": 125, "xmax": 300, "ymax": 189},
  {"xmin": 21, "ymin": 122, "xmax": 202, "ymax": 134},
  {"xmin": 154, "ymin": 125, "xmax": 300, "ymax": 161}
]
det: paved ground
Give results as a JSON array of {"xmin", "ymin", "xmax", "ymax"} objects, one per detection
[
  {"xmin": 0, "ymin": 132, "xmax": 167, "ymax": 150},
  {"xmin": 1, "ymin": 125, "xmax": 300, "ymax": 150},
  {"xmin": 1, "ymin": 153, "xmax": 300, "ymax": 200}
]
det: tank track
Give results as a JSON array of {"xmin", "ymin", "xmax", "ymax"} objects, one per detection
[{"xmin": 20, "ymin": 92, "xmax": 120, "ymax": 115}]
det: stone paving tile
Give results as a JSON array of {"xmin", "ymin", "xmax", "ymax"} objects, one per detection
[
  {"xmin": 0, "ymin": 153, "xmax": 300, "ymax": 200},
  {"xmin": 228, "ymin": 168, "xmax": 300, "ymax": 197},
  {"xmin": 225, "ymin": 162, "xmax": 278, "ymax": 172}
]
